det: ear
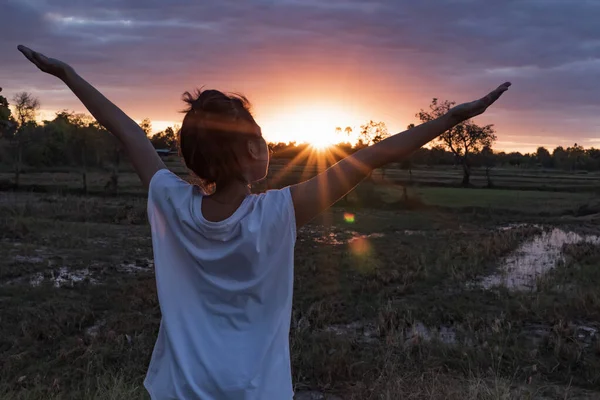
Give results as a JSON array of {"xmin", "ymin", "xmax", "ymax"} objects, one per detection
[{"xmin": 246, "ymin": 138, "xmax": 262, "ymax": 160}]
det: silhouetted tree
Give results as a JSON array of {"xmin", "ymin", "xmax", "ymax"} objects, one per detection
[
  {"xmin": 105, "ymin": 137, "xmax": 121, "ymax": 194},
  {"xmin": 359, "ymin": 120, "xmax": 390, "ymax": 179},
  {"xmin": 150, "ymin": 126, "xmax": 178, "ymax": 150},
  {"xmin": 480, "ymin": 145, "xmax": 495, "ymax": 187},
  {"xmin": 139, "ymin": 118, "xmax": 152, "ymax": 136},
  {"xmin": 0, "ymin": 88, "xmax": 8, "ymax": 115},
  {"xmin": 586, "ymin": 148, "xmax": 600, "ymax": 170},
  {"xmin": 552, "ymin": 146, "xmax": 568, "ymax": 170},
  {"xmin": 417, "ymin": 98, "xmax": 497, "ymax": 186},
  {"xmin": 67, "ymin": 112, "xmax": 97, "ymax": 193},
  {"xmin": 566, "ymin": 143, "xmax": 585, "ymax": 171},
  {"xmin": 536, "ymin": 147, "xmax": 552, "ymax": 168},
  {"xmin": 360, "ymin": 120, "xmax": 389, "ymax": 145},
  {"xmin": 12, "ymin": 92, "xmax": 40, "ymax": 187},
  {"xmin": 0, "ymin": 87, "xmax": 16, "ymax": 138}
]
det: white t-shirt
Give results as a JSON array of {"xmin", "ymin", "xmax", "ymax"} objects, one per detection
[{"xmin": 144, "ymin": 169, "xmax": 297, "ymax": 400}]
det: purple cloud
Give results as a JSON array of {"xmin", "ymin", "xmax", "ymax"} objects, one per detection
[{"xmin": 1, "ymin": 0, "xmax": 599, "ymax": 150}]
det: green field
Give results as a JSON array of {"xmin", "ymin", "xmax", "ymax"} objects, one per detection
[{"xmin": 1, "ymin": 162, "xmax": 600, "ymax": 399}]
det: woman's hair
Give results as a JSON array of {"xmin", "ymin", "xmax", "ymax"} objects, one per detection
[{"xmin": 178, "ymin": 88, "xmax": 260, "ymax": 193}]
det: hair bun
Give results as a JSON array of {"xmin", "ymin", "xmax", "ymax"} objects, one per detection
[
  {"xmin": 185, "ymin": 89, "xmax": 231, "ymax": 115},
  {"xmin": 189, "ymin": 97, "xmax": 203, "ymax": 113},
  {"xmin": 181, "ymin": 88, "xmax": 256, "ymax": 129}
]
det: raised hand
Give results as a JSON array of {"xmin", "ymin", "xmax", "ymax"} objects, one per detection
[
  {"xmin": 17, "ymin": 44, "xmax": 166, "ymax": 188},
  {"xmin": 17, "ymin": 45, "xmax": 72, "ymax": 79},
  {"xmin": 449, "ymin": 82, "xmax": 511, "ymax": 121}
]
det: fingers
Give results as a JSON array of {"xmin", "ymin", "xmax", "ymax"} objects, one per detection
[
  {"xmin": 17, "ymin": 45, "xmax": 34, "ymax": 60},
  {"xmin": 17, "ymin": 44, "xmax": 29, "ymax": 54},
  {"xmin": 17, "ymin": 45, "xmax": 40, "ymax": 66},
  {"xmin": 17, "ymin": 45, "xmax": 52, "ymax": 72},
  {"xmin": 481, "ymin": 81, "xmax": 511, "ymax": 106},
  {"xmin": 495, "ymin": 82, "xmax": 511, "ymax": 91},
  {"xmin": 32, "ymin": 52, "xmax": 48, "ymax": 65},
  {"xmin": 493, "ymin": 82, "xmax": 511, "ymax": 97}
]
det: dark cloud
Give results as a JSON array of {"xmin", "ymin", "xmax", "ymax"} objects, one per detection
[{"xmin": 1, "ymin": 0, "xmax": 599, "ymax": 149}]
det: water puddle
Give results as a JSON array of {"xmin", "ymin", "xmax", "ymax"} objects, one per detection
[
  {"xmin": 3, "ymin": 258, "xmax": 154, "ymax": 287},
  {"xmin": 521, "ymin": 322, "xmax": 598, "ymax": 348},
  {"xmin": 85, "ymin": 319, "xmax": 106, "ymax": 337},
  {"xmin": 13, "ymin": 255, "xmax": 45, "ymax": 263},
  {"xmin": 402, "ymin": 230, "xmax": 425, "ymax": 236},
  {"xmin": 321, "ymin": 318, "xmax": 596, "ymax": 354},
  {"xmin": 347, "ymin": 232, "xmax": 385, "ymax": 244},
  {"xmin": 311, "ymin": 231, "xmax": 386, "ymax": 246},
  {"xmin": 322, "ymin": 320, "xmax": 457, "ymax": 347},
  {"xmin": 402, "ymin": 321, "xmax": 457, "ymax": 347},
  {"xmin": 477, "ymin": 227, "xmax": 600, "ymax": 291},
  {"xmin": 11, "ymin": 267, "xmax": 99, "ymax": 288},
  {"xmin": 497, "ymin": 223, "xmax": 540, "ymax": 231},
  {"xmin": 323, "ymin": 321, "xmax": 379, "ymax": 344},
  {"xmin": 295, "ymin": 391, "xmax": 342, "ymax": 400},
  {"xmin": 299, "ymin": 225, "xmax": 389, "ymax": 246},
  {"xmin": 313, "ymin": 232, "xmax": 345, "ymax": 246},
  {"xmin": 575, "ymin": 325, "xmax": 597, "ymax": 346},
  {"xmin": 117, "ymin": 258, "xmax": 154, "ymax": 273}
]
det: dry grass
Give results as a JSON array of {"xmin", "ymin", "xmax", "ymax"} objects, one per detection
[{"xmin": 1, "ymin": 170, "xmax": 600, "ymax": 399}]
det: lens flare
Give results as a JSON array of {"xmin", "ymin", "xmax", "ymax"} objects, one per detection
[
  {"xmin": 348, "ymin": 237, "xmax": 378, "ymax": 274},
  {"xmin": 344, "ymin": 213, "xmax": 355, "ymax": 223},
  {"xmin": 349, "ymin": 236, "xmax": 370, "ymax": 255}
]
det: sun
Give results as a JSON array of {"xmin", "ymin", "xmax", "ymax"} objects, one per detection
[
  {"xmin": 308, "ymin": 134, "xmax": 334, "ymax": 150},
  {"xmin": 259, "ymin": 104, "xmax": 359, "ymax": 148}
]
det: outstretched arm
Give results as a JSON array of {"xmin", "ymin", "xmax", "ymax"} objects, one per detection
[
  {"xmin": 290, "ymin": 82, "xmax": 511, "ymax": 227},
  {"xmin": 17, "ymin": 45, "xmax": 165, "ymax": 189}
]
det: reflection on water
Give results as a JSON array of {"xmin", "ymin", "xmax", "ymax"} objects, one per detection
[
  {"xmin": 324, "ymin": 321, "xmax": 379, "ymax": 344},
  {"xmin": 321, "ymin": 318, "xmax": 598, "ymax": 351},
  {"xmin": 522, "ymin": 321, "xmax": 598, "ymax": 348},
  {"xmin": 479, "ymin": 227, "xmax": 600, "ymax": 291},
  {"xmin": 3, "ymin": 255, "xmax": 154, "ymax": 287},
  {"xmin": 347, "ymin": 232, "xmax": 385, "ymax": 243},
  {"xmin": 304, "ymin": 227, "xmax": 386, "ymax": 246},
  {"xmin": 85, "ymin": 319, "xmax": 106, "ymax": 337},
  {"xmin": 301, "ymin": 223, "xmax": 426, "ymax": 247},
  {"xmin": 402, "ymin": 230, "xmax": 425, "ymax": 236},
  {"xmin": 313, "ymin": 232, "xmax": 345, "ymax": 246},
  {"xmin": 13, "ymin": 255, "xmax": 45, "ymax": 263},
  {"xmin": 30, "ymin": 267, "xmax": 97, "ymax": 288},
  {"xmin": 118, "ymin": 258, "xmax": 154, "ymax": 273},
  {"xmin": 322, "ymin": 320, "xmax": 457, "ymax": 346},
  {"xmin": 497, "ymin": 223, "xmax": 541, "ymax": 231},
  {"xmin": 404, "ymin": 321, "xmax": 457, "ymax": 346},
  {"xmin": 295, "ymin": 390, "xmax": 343, "ymax": 400}
]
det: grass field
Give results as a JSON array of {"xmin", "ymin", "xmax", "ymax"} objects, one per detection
[{"xmin": 1, "ymin": 161, "xmax": 600, "ymax": 399}]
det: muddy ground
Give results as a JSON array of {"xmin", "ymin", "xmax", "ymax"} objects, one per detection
[{"xmin": 1, "ymin": 179, "xmax": 600, "ymax": 399}]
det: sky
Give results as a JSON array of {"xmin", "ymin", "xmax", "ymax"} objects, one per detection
[{"xmin": 1, "ymin": 0, "xmax": 600, "ymax": 153}]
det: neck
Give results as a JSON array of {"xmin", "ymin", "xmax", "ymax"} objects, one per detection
[{"xmin": 209, "ymin": 180, "xmax": 251, "ymax": 203}]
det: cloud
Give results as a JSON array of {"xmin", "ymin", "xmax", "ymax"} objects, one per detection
[{"xmin": 1, "ymin": 0, "xmax": 600, "ymax": 147}]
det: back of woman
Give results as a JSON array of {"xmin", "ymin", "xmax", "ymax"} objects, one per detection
[{"xmin": 145, "ymin": 170, "xmax": 296, "ymax": 399}]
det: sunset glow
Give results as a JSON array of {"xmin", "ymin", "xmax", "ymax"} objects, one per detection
[
  {"xmin": 309, "ymin": 136, "xmax": 334, "ymax": 150},
  {"xmin": 5, "ymin": 1, "xmax": 600, "ymax": 152},
  {"xmin": 259, "ymin": 104, "xmax": 360, "ymax": 147}
]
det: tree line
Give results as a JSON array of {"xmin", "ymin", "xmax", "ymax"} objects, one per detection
[
  {"xmin": 0, "ymin": 90, "xmax": 179, "ymax": 192},
  {"xmin": 1, "ymin": 89, "xmax": 599, "ymax": 191}
]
